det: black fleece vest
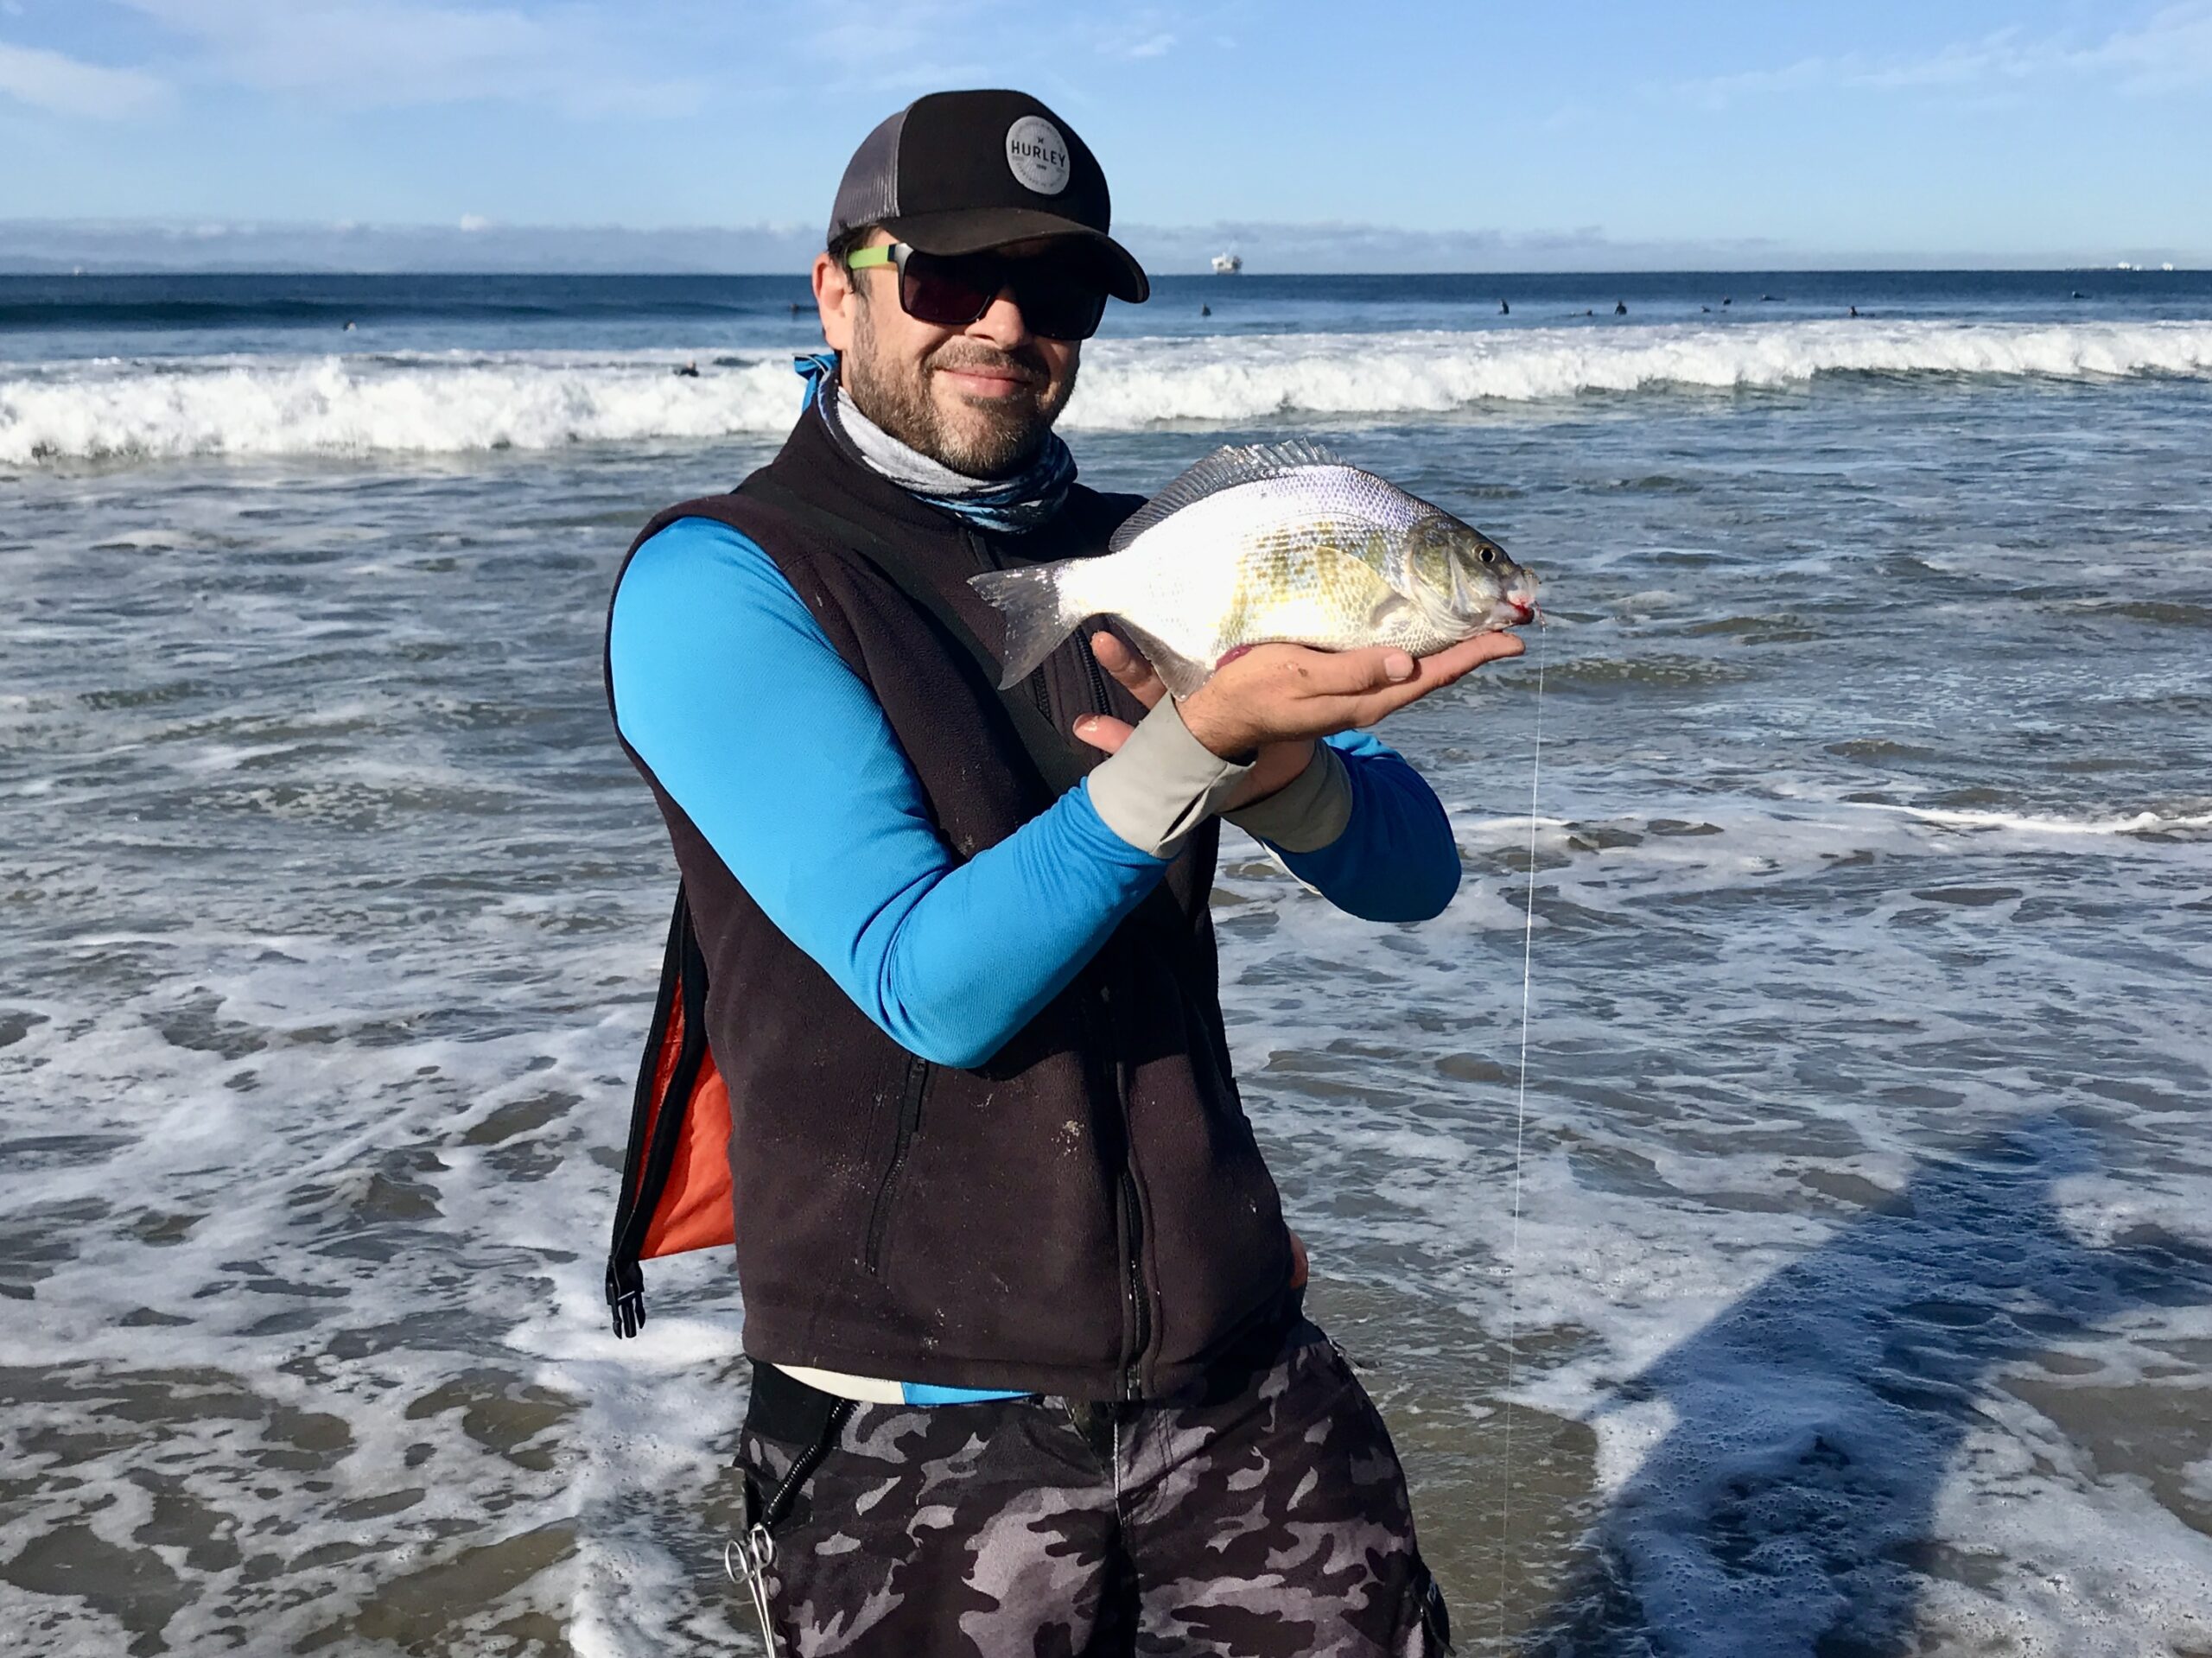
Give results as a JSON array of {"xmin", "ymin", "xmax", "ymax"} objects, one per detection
[{"xmin": 607, "ymin": 410, "xmax": 1294, "ymax": 1401}]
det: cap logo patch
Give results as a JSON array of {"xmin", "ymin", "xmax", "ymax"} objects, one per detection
[{"xmin": 1005, "ymin": 115, "xmax": 1071, "ymax": 196}]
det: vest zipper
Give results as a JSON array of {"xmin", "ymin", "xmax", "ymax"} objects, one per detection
[
  {"xmin": 1121, "ymin": 1169, "xmax": 1148, "ymax": 1401},
  {"xmin": 759, "ymin": 1397, "xmax": 855, "ymax": 1532},
  {"xmin": 607, "ymin": 889, "xmax": 713, "ymax": 1339},
  {"xmin": 1090, "ymin": 966, "xmax": 1150, "ymax": 1401},
  {"xmin": 1081, "ymin": 631, "xmax": 1116, "ymax": 721},
  {"xmin": 863, "ymin": 1055, "xmax": 931, "ymax": 1274}
]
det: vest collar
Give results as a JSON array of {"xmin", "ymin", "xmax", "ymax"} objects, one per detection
[{"xmin": 769, "ymin": 387, "xmax": 976, "ymax": 540}]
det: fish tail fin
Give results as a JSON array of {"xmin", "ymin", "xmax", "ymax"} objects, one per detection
[{"xmin": 968, "ymin": 561, "xmax": 1085, "ymax": 689}]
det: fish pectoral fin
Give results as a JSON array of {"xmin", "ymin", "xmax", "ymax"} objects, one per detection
[
  {"xmin": 1118, "ymin": 621, "xmax": 1211, "ymax": 702},
  {"xmin": 1366, "ymin": 591, "xmax": 1414, "ymax": 634}
]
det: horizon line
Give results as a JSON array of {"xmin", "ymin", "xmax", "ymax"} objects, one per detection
[{"xmin": 1, "ymin": 264, "xmax": 2203, "ymax": 277}]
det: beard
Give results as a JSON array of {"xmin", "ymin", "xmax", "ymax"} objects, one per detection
[{"xmin": 843, "ymin": 302, "xmax": 1077, "ymax": 479}]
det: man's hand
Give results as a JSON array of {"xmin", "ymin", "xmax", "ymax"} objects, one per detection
[
  {"xmin": 1071, "ymin": 629, "xmax": 1525, "ymax": 797},
  {"xmin": 1072, "ymin": 632, "xmax": 1315, "ymax": 811},
  {"xmin": 1179, "ymin": 634, "xmax": 1524, "ymax": 759}
]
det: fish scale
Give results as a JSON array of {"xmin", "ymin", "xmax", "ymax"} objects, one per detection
[{"xmin": 970, "ymin": 441, "xmax": 1538, "ymax": 699}]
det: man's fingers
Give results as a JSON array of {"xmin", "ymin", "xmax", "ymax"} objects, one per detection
[
  {"xmin": 1343, "ymin": 631, "xmax": 1529, "ymax": 723},
  {"xmin": 1412, "ymin": 631, "xmax": 1525, "ymax": 683},
  {"xmin": 1182, "ymin": 630, "xmax": 1530, "ymax": 753},
  {"xmin": 1089, "ymin": 631, "xmax": 1167, "ymax": 709},
  {"xmin": 1303, "ymin": 645, "xmax": 1417, "ymax": 694},
  {"xmin": 1089, "ymin": 630, "xmax": 1137, "ymax": 675},
  {"xmin": 1071, "ymin": 713, "xmax": 1135, "ymax": 755},
  {"xmin": 1233, "ymin": 637, "xmax": 1516, "ymax": 700},
  {"xmin": 1228, "ymin": 643, "xmax": 1416, "ymax": 698}
]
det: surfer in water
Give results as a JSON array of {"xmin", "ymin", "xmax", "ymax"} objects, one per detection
[{"xmin": 603, "ymin": 87, "xmax": 1495, "ymax": 1656}]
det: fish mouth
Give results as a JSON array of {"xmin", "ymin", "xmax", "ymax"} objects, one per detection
[{"xmin": 1496, "ymin": 594, "xmax": 1537, "ymax": 626}]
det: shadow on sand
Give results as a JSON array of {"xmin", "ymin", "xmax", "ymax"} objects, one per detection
[{"xmin": 1522, "ymin": 1112, "xmax": 2212, "ymax": 1657}]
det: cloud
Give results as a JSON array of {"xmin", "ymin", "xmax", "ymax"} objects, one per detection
[
  {"xmin": 2094, "ymin": 1, "xmax": 2212, "ymax": 92},
  {"xmin": 791, "ymin": 0, "xmax": 1207, "ymax": 91},
  {"xmin": 0, "ymin": 38, "xmax": 168, "ymax": 118},
  {"xmin": 1084, "ymin": 12, "xmax": 1179, "ymax": 62},
  {"xmin": 114, "ymin": 0, "xmax": 703, "ymax": 115},
  {"xmin": 1674, "ymin": 3, "xmax": 2212, "ymax": 108},
  {"xmin": 794, "ymin": 2, "xmax": 996, "ymax": 92}
]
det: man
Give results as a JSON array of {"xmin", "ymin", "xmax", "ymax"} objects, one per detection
[{"xmin": 605, "ymin": 89, "xmax": 1522, "ymax": 1656}]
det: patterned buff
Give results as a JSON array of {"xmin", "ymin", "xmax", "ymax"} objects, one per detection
[{"xmin": 795, "ymin": 352, "xmax": 1077, "ymax": 535}]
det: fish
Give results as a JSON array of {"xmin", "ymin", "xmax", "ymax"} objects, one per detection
[{"xmin": 969, "ymin": 441, "xmax": 1539, "ymax": 699}]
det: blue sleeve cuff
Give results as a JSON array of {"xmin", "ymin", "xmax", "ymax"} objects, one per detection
[{"xmin": 1267, "ymin": 731, "xmax": 1461, "ymax": 922}]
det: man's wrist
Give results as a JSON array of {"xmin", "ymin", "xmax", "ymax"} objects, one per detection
[
  {"xmin": 1084, "ymin": 698, "xmax": 1255, "ymax": 860},
  {"xmin": 1223, "ymin": 740, "xmax": 1354, "ymax": 853},
  {"xmin": 1230, "ymin": 738, "xmax": 1319, "ymax": 811},
  {"xmin": 1175, "ymin": 689, "xmax": 1259, "ymax": 764}
]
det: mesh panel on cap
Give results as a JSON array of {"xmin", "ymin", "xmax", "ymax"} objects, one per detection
[{"xmin": 827, "ymin": 105, "xmax": 908, "ymax": 248}]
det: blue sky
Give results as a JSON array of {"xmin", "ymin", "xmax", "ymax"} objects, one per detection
[{"xmin": 3, "ymin": 0, "xmax": 2209, "ymax": 270}]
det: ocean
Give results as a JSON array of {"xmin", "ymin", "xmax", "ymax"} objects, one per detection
[{"xmin": 3, "ymin": 270, "xmax": 2209, "ymax": 1655}]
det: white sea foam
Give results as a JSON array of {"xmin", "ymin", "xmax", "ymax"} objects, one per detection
[
  {"xmin": 7, "ymin": 318, "xmax": 2212, "ymax": 463},
  {"xmin": 0, "ymin": 350, "xmax": 804, "ymax": 464},
  {"xmin": 1067, "ymin": 318, "xmax": 2212, "ymax": 428},
  {"xmin": 8, "ymin": 318, "xmax": 2212, "ymax": 1654},
  {"xmin": 1863, "ymin": 802, "xmax": 2212, "ymax": 836}
]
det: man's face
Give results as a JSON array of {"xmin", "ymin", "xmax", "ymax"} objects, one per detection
[{"xmin": 812, "ymin": 230, "xmax": 1084, "ymax": 480}]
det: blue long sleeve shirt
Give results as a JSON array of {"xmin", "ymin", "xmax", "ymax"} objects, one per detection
[{"xmin": 608, "ymin": 516, "xmax": 1461, "ymax": 1070}]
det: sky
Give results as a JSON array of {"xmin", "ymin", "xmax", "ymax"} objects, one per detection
[{"xmin": 3, "ymin": 0, "xmax": 2209, "ymax": 271}]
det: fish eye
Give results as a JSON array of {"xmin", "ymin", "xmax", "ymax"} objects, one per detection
[{"xmin": 1479, "ymin": 548, "xmax": 1496, "ymax": 564}]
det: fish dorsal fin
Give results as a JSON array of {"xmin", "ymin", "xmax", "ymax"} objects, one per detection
[{"xmin": 1108, "ymin": 440, "xmax": 1351, "ymax": 551}]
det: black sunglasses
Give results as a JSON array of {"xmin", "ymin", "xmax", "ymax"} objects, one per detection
[{"xmin": 845, "ymin": 242, "xmax": 1110, "ymax": 340}]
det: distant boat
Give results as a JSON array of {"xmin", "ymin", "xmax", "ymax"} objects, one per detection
[{"xmin": 1210, "ymin": 251, "xmax": 1243, "ymax": 276}]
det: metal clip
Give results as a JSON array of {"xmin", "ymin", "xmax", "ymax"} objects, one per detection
[{"xmin": 724, "ymin": 1522, "xmax": 779, "ymax": 1655}]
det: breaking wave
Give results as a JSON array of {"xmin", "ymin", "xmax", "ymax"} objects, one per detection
[{"xmin": 7, "ymin": 319, "xmax": 2212, "ymax": 465}]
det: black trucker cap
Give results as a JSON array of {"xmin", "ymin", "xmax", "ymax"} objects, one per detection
[{"xmin": 828, "ymin": 89, "xmax": 1149, "ymax": 303}]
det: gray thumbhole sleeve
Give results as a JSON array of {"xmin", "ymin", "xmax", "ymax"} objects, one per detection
[
  {"xmin": 1084, "ymin": 699, "xmax": 1254, "ymax": 861},
  {"xmin": 1222, "ymin": 741, "xmax": 1354, "ymax": 853}
]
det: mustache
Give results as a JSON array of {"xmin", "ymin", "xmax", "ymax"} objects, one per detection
[{"xmin": 926, "ymin": 343, "xmax": 1052, "ymax": 385}]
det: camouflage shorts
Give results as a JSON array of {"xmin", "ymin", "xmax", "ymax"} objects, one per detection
[{"xmin": 734, "ymin": 1318, "xmax": 1452, "ymax": 1657}]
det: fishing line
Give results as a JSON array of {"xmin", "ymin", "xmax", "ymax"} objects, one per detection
[{"xmin": 1497, "ymin": 616, "xmax": 1545, "ymax": 1640}]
